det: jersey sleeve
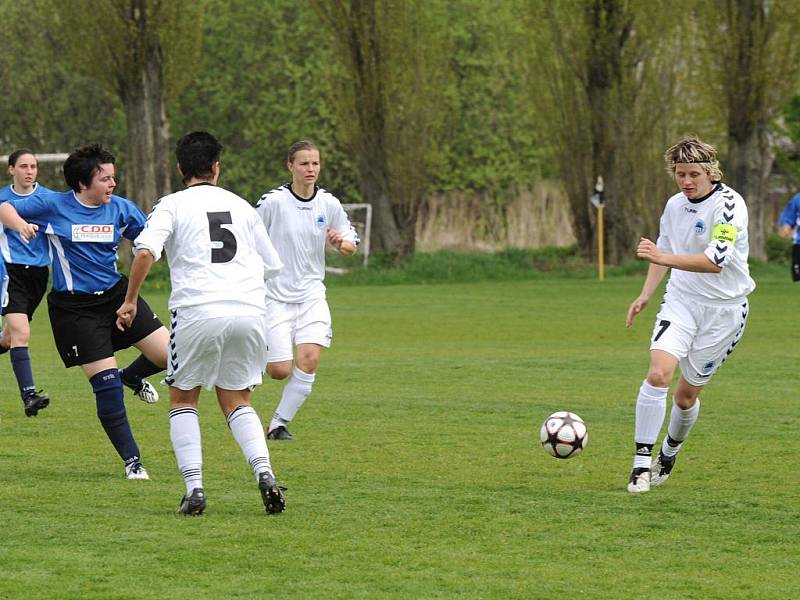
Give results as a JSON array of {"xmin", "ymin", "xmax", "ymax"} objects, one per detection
[
  {"xmin": 329, "ymin": 199, "xmax": 360, "ymax": 247},
  {"xmin": 704, "ymin": 189, "xmax": 747, "ymax": 269},
  {"xmin": 7, "ymin": 193, "xmax": 52, "ymax": 223},
  {"xmin": 255, "ymin": 193, "xmax": 273, "ymax": 230},
  {"xmin": 119, "ymin": 198, "xmax": 148, "ymax": 241},
  {"xmin": 778, "ymin": 195, "xmax": 800, "ymax": 227},
  {"xmin": 133, "ymin": 199, "xmax": 174, "ymax": 262},
  {"xmin": 253, "ymin": 217, "xmax": 282, "ymax": 280}
]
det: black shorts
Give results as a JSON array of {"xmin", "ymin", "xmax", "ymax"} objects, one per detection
[
  {"xmin": 47, "ymin": 277, "xmax": 164, "ymax": 367},
  {"xmin": 793, "ymin": 245, "xmax": 800, "ymax": 282},
  {"xmin": 2, "ymin": 264, "xmax": 49, "ymax": 319}
]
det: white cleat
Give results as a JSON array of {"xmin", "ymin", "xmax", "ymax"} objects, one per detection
[
  {"xmin": 134, "ymin": 379, "xmax": 159, "ymax": 404},
  {"xmin": 627, "ymin": 468, "xmax": 650, "ymax": 493},
  {"xmin": 125, "ymin": 462, "xmax": 150, "ymax": 480}
]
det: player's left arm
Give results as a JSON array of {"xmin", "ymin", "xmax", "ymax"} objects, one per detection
[
  {"xmin": 636, "ymin": 237, "xmax": 721, "ymax": 273},
  {"xmin": 327, "ymin": 201, "xmax": 359, "ymax": 256}
]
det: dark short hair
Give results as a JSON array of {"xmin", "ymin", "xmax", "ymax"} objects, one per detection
[
  {"xmin": 287, "ymin": 140, "xmax": 319, "ymax": 164},
  {"xmin": 63, "ymin": 144, "xmax": 115, "ymax": 192},
  {"xmin": 176, "ymin": 131, "xmax": 223, "ymax": 184},
  {"xmin": 8, "ymin": 148, "xmax": 37, "ymax": 167}
]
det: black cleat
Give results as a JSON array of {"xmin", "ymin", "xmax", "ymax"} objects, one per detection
[
  {"xmin": 650, "ymin": 452, "xmax": 677, "ymax": 487},
  {"xmin": 23, "ymin": 390, "xmax": 50, "ymax": 417},
  {"xmin": 267, "ymin": 425, "xmax": 294, "ymax": 441},
  {"xmin": 259, "ymin": 472, "xmax": 286, "ymax": 514},
  {"xmin": 177, "ymin": 488, "xmax": 206, "ymax": 515}
]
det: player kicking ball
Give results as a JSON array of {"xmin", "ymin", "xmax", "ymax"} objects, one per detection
[
  {"xmin": 117, "ymin": 131, "xmax": 285, "ymax": 515},
  {"xmin": 625, "ymin": 136, "xmax": 755, "ymax": 493}
]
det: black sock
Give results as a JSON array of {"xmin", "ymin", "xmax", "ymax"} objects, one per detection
[{"xmin": 120, "ymin": 354, "xmax": 163, "ymax": 389}]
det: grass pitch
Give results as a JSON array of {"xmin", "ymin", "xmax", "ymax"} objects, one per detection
[{"xmin": 0, "ymin": 266, "xmax": 797, "ymax": 599}]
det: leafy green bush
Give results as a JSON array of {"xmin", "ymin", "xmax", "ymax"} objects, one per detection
[{"xmin": 766, "ymin": 233, "xmax": 792, "ymax": 264}]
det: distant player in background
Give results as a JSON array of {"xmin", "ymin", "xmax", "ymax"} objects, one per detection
[
  {"xmin": 255, "ymin": 140, "xmax": 358, "ymax": 441},
  {"xmin": 625, "ymin": 136, "xmax": 755, "ymax": 493},
  {"xmin": 0, "ymin": 258, "xmax": 8, "ymax": 342},
  {"xmin": 116, "ymin": 131, "xmax": 286, "ymax": 515},
  {"xmin": 777, "ymin": 193, "xmax": 800, "ymax": 281},
  {"xmin": 0, "ymin": 144, "xmax": 168, "ymax": 480},
  {"xmin": 0, "ymin": 149, "xmax": 54, "ymax": 416}
]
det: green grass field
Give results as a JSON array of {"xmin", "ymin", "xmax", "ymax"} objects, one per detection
[{"xmin": 0, "ymin": 266, "xmax": 797, "ymax": 599}]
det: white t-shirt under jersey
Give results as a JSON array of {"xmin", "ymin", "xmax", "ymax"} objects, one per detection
[
  {"xmin": 657, "ymin": 183, "xmax": 755, "ymax": 303},
  {"xmin": 255, "ymin": 184, "xmax": 358, "ymax": 303},
  {"xmin": 133, "ymin": 183, "xmax": 282, "ymax": 317}
]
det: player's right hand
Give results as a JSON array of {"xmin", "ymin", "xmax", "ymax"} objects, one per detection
[
  {"xmin": 115, "ymin": 302, "xmax": 138, "ymax": 331},
  {"xmin": 626, "ymin": 297, "xmax": 648, "ymax": 328},
  {"xmin": 18, "ymin": 222, "xmax": 38, "ymax": 242}
]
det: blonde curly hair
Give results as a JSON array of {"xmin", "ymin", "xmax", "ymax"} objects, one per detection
[{"xmin": 664, "ymin": 136, "xmax": 722, "ymax": 182}]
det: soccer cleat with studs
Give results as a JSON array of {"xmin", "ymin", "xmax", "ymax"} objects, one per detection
[
  {"xmin": 627, "ymin": 467, "xmax": 651, "ymax": 493},
  {"xmin": 23, "ymin": 390, "xmax": 50, "ymax": 417},
  {"xmin": 650, "ymin": 452, "xmax": 677, "ymax": 487},
  {"xmin": 125, "ymin": 462, "xmax": 150, "ymax": 480},
  {"xmin": 132, "ymin": 379, "xmax": 159, "ymax": 404},
  {"xmin": 258, "ymin": 471, "xmax": 286, "ymax": 514},
  {"xmin": 177, "ymin": 488, "xmax": 206, "ymax": 516},
  {"xmin": 267, "ymin": 425, "xmax": 294, "ymax": 441}
]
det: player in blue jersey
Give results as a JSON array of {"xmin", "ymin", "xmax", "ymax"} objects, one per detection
[
  {"xmin": 778, "ymin": 193, "xmax": 800, "ymax": 281},
  {"xmin": 0, "ymin": 149, "xmax": 53, "ymax": 416},
  {"xmin": 0, "ymin": 144, "xmax": 170, "ymax": 480}
]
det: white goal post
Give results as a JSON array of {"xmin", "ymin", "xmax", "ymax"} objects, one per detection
[
  {"xmin": 0, "ymin": 153, "xmax": 69, "ymax": 164},
  {"xmin": 339, "ymin": 202, "xmax": 372, "ymax": 268}
]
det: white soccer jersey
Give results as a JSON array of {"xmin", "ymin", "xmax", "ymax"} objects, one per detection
[
  {"xmin": 657, "ymin": 183, "xmax": 755, "ymax": 302},
  {"xmin": 255, "ymin": 184, "xmax": 358, "ymax": 303},
  {"xmin": 133, "ymin": 183, "xmax": 282, "ymax": 315}
]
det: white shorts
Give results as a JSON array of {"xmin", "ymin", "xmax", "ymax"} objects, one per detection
[
  {"xmin": 265, "ymin": 297, "xmax": 332, "ymax": 363},
  {"xmin": 650, "ymin": 293, "xmax": 749, "ymax": 386},
  {"xmin": 166, "ymin": 311, "xmax": 269, "ymax": 391}
]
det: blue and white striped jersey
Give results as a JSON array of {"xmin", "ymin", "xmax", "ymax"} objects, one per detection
[
  {"xmin": 7, "ymin": 190, "xmax": 147, "ymax": 294},
  {"xmin": 0, "ymin": 182, "xmax": 54, "ymax": 266},
  {"xmin": 778, "ymin": 193, "xmax": 800, "ymax": 244}
]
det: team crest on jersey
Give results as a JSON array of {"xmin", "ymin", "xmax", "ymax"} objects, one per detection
[
  {"xmin": 71, "ymin": 224, "xmax": 114, "ymax": 242},
  {"xmin": 315, "ymin": 213, "xmax": 327, "ymax": 229},
  {"xmin": 693, "ymin": 220, "xmax": 706, "ymax": 235}
]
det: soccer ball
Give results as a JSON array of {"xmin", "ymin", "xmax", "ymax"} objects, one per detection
[{"xmin": 540, "ymin": 411, "xmax": 588, "ymax": 459}]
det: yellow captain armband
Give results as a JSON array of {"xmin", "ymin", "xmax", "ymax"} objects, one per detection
[{"xmin": 711, "ymin": 223, "xmax": 737, "ymax": 243}]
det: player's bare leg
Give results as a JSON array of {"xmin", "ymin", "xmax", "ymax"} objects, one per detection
[{"xmin": 267, "ymin": 344, "xmax": 321, "ymax": 440}]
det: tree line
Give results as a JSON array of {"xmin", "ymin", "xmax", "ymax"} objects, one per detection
[{"xmin": 2, "ymin": 0, "xmax": 799, "ymax": 263}]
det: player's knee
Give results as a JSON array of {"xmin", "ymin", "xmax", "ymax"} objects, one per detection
[
  {"xmin": 646, "ymin": 369, "xmax": 672, "ymax": 388},
  {"xmin": 267, "ymin": 363, "xmax": 291, "ymax": 380},
  {"xmin": 90, "ymin": 368, "xmax": 125, "ymax": 417}
]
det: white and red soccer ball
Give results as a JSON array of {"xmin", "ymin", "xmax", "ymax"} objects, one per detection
[{"xmin": 540, "ymin": 411, "xmax": 588, "ymax": 459}]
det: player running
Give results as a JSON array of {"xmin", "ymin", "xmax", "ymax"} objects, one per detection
[
  {"xmin": 625, "ymin": 136, "xmax": 755, "ymax": 493},
  {"xmin": 0, "ymin": 144, "xmax": 168, "ymax": 480},
  {"xmin": 255, "ymin": 140, "xmax": 358, "ymax": 441},
  {"xmin": 116, "ymin": 131, "xmax": 286, "ymax": 515},
  {"xmin": 0, "ymin": 149, "xmax": 54, "ymax": 416}
]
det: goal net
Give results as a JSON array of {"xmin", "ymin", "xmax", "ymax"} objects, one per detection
[{"xmin": 326, "ymin": 202, "xmax": 372, "ymax": 271}]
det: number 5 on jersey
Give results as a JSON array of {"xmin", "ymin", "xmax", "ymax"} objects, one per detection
[{"xmin": 207, "ymin": 211, "xmax": 237, "ymax": 263}]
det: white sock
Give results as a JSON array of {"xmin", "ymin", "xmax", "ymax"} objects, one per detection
[
  {"xmin": 169, "ymin": 407, "xmax": 203, "ymax": 494},
  {"xmin": 661, "ymin": 398, "xmax": 700, "ymax": 458},
  {"xmin": 227, "ymin": 405, "xmax": 273, "ymax": 477},
  {"xmin": 633, "ymin": 379, "xmax": 668, "ymax": 469},
  {"xmin": 270, "ymin": 366, "xmax": 315, "ymax": 431}
]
